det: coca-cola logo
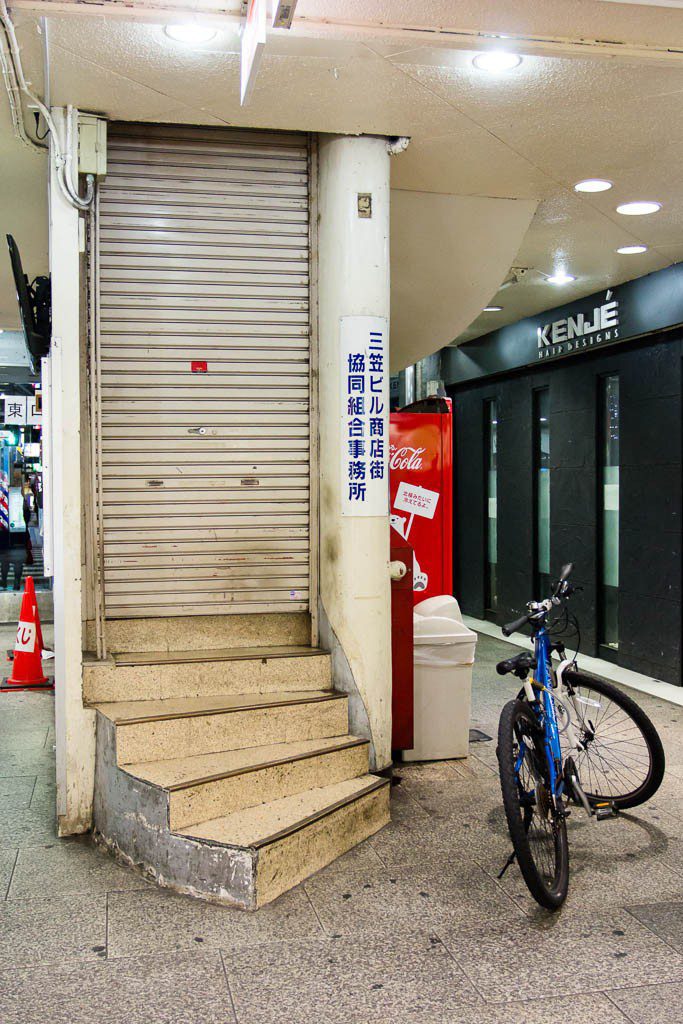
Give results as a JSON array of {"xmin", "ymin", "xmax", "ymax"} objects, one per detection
[{"xmin": 389, "ymin": 445, "xmax": 426, "ymax": 471}]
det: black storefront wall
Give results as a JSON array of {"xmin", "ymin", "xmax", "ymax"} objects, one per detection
[{"xmin": 448, "ymin": 267, "xmax": 683, "ymax": 685}]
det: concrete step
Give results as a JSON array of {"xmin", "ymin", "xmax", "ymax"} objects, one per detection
[
  {"xmin": 178, "ymin": 775, "xmax": 390, "ymax": 907},
  {"xmin": 96, "ymin": 690, "xmax": 349, "ymax": 764},
  {"xmin": 83, "ymin": 645, "xmax": 332, "ymax": 703},
  {"xmin": 126, "ymin": 735, "xmax": 370, "ymax": 829},
  {"xmin": 86, "ymin": 612, "xmax": 310, "ymax": 655}
]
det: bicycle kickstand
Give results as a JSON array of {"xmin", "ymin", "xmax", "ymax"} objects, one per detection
[{"xmin": 497, "ymin": 849, "xmax": 517, "ymax": 880}]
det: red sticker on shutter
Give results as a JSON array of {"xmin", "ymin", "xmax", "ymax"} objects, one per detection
[{"xmin": 191, "ymin": 361, "xmax": 208, "ymax": 373}]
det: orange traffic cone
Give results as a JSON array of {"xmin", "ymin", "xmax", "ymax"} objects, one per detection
[{"xmin": 1, "ymin": 577, "xmax": 53, "ymax": 691}]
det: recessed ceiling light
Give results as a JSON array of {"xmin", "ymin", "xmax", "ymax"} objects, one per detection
[
  {"xmin": 472, "ymin": 51, "xmax": 522, "ymax": 72},
  {"xmin": 483, "ymin": 305, "xmax": 503, "ymax": 312},
  {"xmin": 547, "ymin": 271, "xmax": 576, "ymax": 285},
  {"xmin": 616, "ymin": 201, "xmax": 661, "ymax": 216},
  {"xmin": 574, "ymin": 178, "xmax": 612, "ymax": 193},
  {"xmin": 616, "ymin": 244, "xmax": 648, "ymax": 255},
  {"xmin": 164, "ymin": 24, "xmax": 217, "ymax": 44}
]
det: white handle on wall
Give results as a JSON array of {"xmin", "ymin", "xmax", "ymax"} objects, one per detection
[{"xmin": 390, "ymin": 560, "xmax": 408, "ymax": 581}]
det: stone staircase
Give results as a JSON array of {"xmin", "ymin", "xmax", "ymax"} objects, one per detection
[{"xmin": 86, "ymin": 615, "xmax": 389, "ymax": 909}]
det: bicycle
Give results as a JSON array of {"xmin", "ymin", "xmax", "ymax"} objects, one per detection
[{"xmin": 495, "ymin": 563, "xmax": 665, "ymax": 910}]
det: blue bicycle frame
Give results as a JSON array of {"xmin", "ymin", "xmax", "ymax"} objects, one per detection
[{"xmin": 515, "ymin": 625, "xmax": 565, "ymax": 803}]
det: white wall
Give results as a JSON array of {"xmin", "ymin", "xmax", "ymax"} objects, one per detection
[
  {"xmin": 390, "ymin": 190, "xmax": 538, "ymax": 371},
  {"xmin": 50, "ymin": 108, "xmax": 95, "ymax": 835},
  {"xmin": 317, "ymin": 135, "xmax": 393, "ymax": 770}
]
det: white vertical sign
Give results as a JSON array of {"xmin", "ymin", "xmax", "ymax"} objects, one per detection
[
  {"xmin": 340, "ymin": 315, "xmax": 389, "ymax": 517},
  {"xmin": 41, "ymin": 354, "xmax": 54, "ymax": 577},
  {"xmin": 241, "ymin": 0, "xmax": 267, "ymax": 105}
]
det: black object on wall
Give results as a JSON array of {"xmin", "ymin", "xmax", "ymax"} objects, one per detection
[
  {"xmin": 446, "ymin": 263, "xmax": 683, "ymax": 385},
  {"xmin": 449, "ymin": 328, "xmax": 683, "ymax": 685}
]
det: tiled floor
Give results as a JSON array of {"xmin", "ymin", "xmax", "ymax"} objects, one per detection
[{"xmin": 1, "ymin": 627, "xmax": 683, "ymax": 1022}]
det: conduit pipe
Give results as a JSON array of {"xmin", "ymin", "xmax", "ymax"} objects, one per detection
[
  {"xmin": 0, "ymin": 18, "xmax": 34, "ymax": 147},
  {"xmin": 0, "ymin": 0, "xmax": 94, "ymax": 209}
]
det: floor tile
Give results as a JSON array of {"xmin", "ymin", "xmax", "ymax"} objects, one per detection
[
  {"xmin": 438, "ymin": 910, "xmax": 683, "ymax": 1003},
  {"xmin": 0, "ymin": 893, "xmax": 106, "ymax": 969},
  {"xmin": 107, "ymin": 885, "xmax": 323, "ymax": 958},
  {"xmin": 450, "ymin": 753, "xmax": 498, "ymax": 780},
  {"xmin": 0, "ymin": 775, "xmax": 35, "ymax": 810},
  {"xmin": 0, "ymin": 748, "xmax": 55, "ymax": 777},
  {"xmin": 627, "ymin": 901, "xmax": 683, "ymax": 953},
  {"xmin": 394, "ymin": 760, "xmax": 462, "ymax": 782},
  {"xmin": 8, "ymin": 837, "xmax": 149, "ymax": 900},
  {"xmin": 0, "ymin": 729, "xmax": 49, "ymax": 752},
  {"xmin": 0, "ymin": 805, "xmax": 57, "ymax": 848},
  {"xmin": 385, "ymin": 782, "xmax": 431, "ymax": 825},
  {"xmin": 373, "ymin": 993, "xmax": 630, "ymax": 1024},
  {"xmin": 304, "ymin": 857, "xmax": 525, "ymax": 936},
  {"xmin": 368, "ymin": 812, "xmax": 511, "ymax": 873},
  {"xmin": 222, "ymin": 932, "xmax": 479, "ymax": 1024},
  {"xmin": 0, "ymin": 949, "xmax": 234, "ymax": 1024},
  {"xmin": 28, "ymin": 775, "xmax": 55, "ymax": 811},
  {"xmin": 607, "ymin": 981, "xmax": 683, "ymax": 1023},
  {"xmin": 400, "ymin": 776, "xmax": 504, "ymax": 824}
]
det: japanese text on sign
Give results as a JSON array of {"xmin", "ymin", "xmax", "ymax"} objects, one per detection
[
  {"xmin": 340, "ymin": 316, "xmax": 389, "ymax": 517},
  {"xmin": 393, "ymin": 481, "xmax": 440, "ymax": 522}
]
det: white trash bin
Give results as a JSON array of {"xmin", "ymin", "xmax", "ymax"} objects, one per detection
[
  {"xmin": 414, "ymin": 594, "xmax": 463, "ymax": 623},
  {"xmin": 402, "ymin": 607, "xmax": 477, "ymax": 762}
]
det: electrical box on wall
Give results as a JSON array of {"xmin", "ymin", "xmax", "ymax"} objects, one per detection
[{"xmin": 78, "ymin": 114, "xmax": 107, "ymax": 179}]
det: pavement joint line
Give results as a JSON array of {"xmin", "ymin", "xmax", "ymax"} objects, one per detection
[
  {"xmin": 602, "ymin": 988, "xmax": 639, "ymax": 1024},
  {"xmin": 301, "ymin": 883, "xmax": 327, "ymax": 935},
  {"xmin": 431, "ymin": 926, "xmax": 491, "ymax": 1003},
  {"xmin": 622, "ymin": 903, "xmax": 683, "ymax": 957},
  {"xmin": 105, "ymin": 890, "xmax": 109, "ymax": 961},
  {"xmin": 4, "ymin": 849, "xmax": 18, "ymax": 900},
  {"xmin": 218, "ymin": 948, "xmax": 240, "ymax": 1024}
]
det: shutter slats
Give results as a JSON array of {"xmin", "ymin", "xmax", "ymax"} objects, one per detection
[{"xmin": 99, "ymin": 124, "xmax": 310, "ymax": 618}]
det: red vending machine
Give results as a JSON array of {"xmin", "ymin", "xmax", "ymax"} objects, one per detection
[{"xmin": 389, "ymin": 397, "xmax": 453, "ymax": 604}]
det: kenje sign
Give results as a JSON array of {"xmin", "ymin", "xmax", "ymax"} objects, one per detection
[
  {"xmin": 537, "ymin": 291, "xmax": 619, "ymax": 360},
  {"xmin": 446, "ymin": 263, "xmax": 683, "ymax": 385}
]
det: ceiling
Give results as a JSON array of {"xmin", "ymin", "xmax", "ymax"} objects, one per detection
[{"xmin": 1, "ymin": 0, "xmax": 682, "ymax": 357}]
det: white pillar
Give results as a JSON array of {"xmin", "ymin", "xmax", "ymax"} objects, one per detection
[
  {"xmin": 49, "ymin": 107, "xmax": 95, "ymax": 835},
  {"xmin": 317, "ymin": 135, "xmax": 392, "ymax": 770}
]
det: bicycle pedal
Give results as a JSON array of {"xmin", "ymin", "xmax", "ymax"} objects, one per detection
[{"xmin": 594, "ymin": 802, "xmax": 619, "ymax": 821}]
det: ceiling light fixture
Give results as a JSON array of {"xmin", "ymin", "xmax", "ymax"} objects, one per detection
[
  {"xmin": 483, "ymin": 306, "xmax": 503, "ymax": 312},
  {"xmin": 472, "ymin": 51, "xmax": 522, "ymax": 72},
  {"xmin": 574, "ymin": 178, "xmax": 612, "ymax": 193},
  {"xmin": 164, "ymin": 24, "xmax": 217, "ymax": 44},
  {"xmin": 616, "ymin": 201, "xmax": 661, "ymax": 216},
  {"xmin": 547, "ymin": 270, "xmax": 576, "ymax": 285},
  {"xmin": 616, "ymin": 244, "xmax": 648, "ymax": 255}
]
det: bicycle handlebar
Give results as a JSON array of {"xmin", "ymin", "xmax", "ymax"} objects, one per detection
[{"xmin": 502, "ymin": 614, "xmax": 530, "ymax": 637}]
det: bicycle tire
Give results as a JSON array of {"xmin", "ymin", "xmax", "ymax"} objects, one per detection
[
  {"xmin": 562, "ymin": 670, "xmax": 665, "ymax": 810},
  {"xmin": 498, "ymin": 699, "xmax": 569, "ymax": 911}
]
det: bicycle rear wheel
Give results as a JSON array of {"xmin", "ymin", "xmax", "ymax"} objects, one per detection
[
  {"xmin": 498, "ymin": 700, "xmax": 569, "ymax": 911},
  {"xmin": 562, "ymin": 671, "xmax": 665, "ymax": 810}
]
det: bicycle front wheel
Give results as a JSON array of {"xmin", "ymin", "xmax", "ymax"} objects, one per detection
[
  {"xmin": 562, "ymin": 671, "xmax": 665, "ymax": 810},
  {"xmin": 498, "ymin": 700, "xmax": 569, "ymax": 911}
]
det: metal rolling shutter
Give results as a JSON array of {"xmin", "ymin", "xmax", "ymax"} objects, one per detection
[{"xmin": 97, "ymin": 123, "xmax": 311, "ymax": 618}]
